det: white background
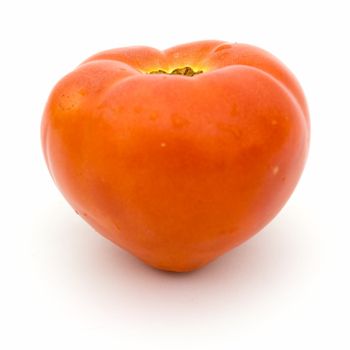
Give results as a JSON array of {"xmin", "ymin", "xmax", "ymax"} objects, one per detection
[{"xmin": 1, "ymin": 0, "xmax": 349, "ymax": 349}]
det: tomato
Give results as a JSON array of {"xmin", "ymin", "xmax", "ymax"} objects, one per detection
[{"xmin": 41, "ymin": 40, "xmax": 309, "ymax": 272}]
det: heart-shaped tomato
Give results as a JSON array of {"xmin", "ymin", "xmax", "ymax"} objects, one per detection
[{"xmin": 41, "ymin": 40, "xmax": 309, "ymax": 272}]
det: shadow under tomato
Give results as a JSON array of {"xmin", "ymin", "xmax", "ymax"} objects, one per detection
[{"xmin": 38, "ymin": 201, "xmax": 310, "ymax": 325}]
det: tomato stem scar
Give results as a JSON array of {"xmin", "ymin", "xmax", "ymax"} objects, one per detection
[{"xmin": 148, "ymin": 66, "xmax": 203, "ymax": 77}]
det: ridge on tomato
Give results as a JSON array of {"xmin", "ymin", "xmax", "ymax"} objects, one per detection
[{"xmin": 41, "ymin": 40, "xmax": 309, "ymax": 272}]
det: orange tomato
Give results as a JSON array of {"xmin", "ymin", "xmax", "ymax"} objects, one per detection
[{"xmin": 41, "ymin": 40, "xmax": 309, "ymax": 272}]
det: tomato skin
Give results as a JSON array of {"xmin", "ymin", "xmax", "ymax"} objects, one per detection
[{"xmin": 42, "ymin": 41, "xmax": 309, "ymax": 272}]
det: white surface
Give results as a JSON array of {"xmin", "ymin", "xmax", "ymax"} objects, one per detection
[{"xmin": 1, "ymin": 0, "xmax": 349, "ymax": 349}]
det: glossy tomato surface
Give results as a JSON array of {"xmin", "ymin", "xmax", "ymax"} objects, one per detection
[{"xmin": 41, "ymin": 40, "xmax": 309, "ymax": 272}]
